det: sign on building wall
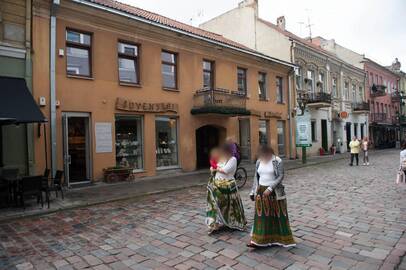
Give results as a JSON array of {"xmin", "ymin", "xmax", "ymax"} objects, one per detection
[
  {"xmin": 95, "ymin": 122, "xmax": 113, "ymax": 153},
  {"xmin": 296, "ymin": 110, "xmax": 312, "ymax": 147}
]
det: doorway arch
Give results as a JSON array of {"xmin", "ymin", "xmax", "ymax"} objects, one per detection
[{"xmin": 195, "ymin": 125, "xmax": 225, "ymax": 168}]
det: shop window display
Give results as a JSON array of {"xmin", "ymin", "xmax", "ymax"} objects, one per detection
[
  {"xmin": 156, "ymin": 117, "xmax": 178, "ymax": 168},
  {"xmin": 115, "ymin": 115, "xmax": 143, "ymax": 170}
]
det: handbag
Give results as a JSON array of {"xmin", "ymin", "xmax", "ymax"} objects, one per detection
[{"xmin": 396, "ymin": 170, "xmax": 405, "ymax": 184}]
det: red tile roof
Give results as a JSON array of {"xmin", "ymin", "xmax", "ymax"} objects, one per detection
[{"xmin": 82, "ymin": 0, "xmax": 252, "ymax": 51}]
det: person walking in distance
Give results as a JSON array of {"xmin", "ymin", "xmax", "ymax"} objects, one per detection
[
  {"xmin": 349, "ymin": 136, "xmax": 361, "ymax": 166},
  {"xmin": 362, "ymin": 137, "xmax": 370, "ymax": 166}
]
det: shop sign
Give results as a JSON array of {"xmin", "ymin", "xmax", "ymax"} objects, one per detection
[
  {"xmin": 264, "ymin": 111, "xmax": 282, "ymax": 118},
  {"xmin": 95, "ymin": 122, "xmax": 113, "ymax": 153},
  {"xmin": 115, "ymin": 97, "xmax": 178, "ymax": 113},
  {"xmin": 339, "ymin": 111, "xmax": 349, "ymax": 119},
  {"xmin": 295, "ymin": 110, "xmax": 312, "ymax": 147}
]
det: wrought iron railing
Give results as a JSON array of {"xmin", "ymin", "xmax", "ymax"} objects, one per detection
[
  {"xmin": 193, "ymin": 88, "xmax": 246, "ymax": 109},
  {"xmin": 391, "ymin": 91, "xmax": 401, "ymax": 102},
  {"xmin": 352, "ymin": 102, "xmax": 370, "ymax": 112},
  {"xmin": 370, "ymin": 113, "xmax": 387, "ymax": 123},
  {"xmin": 307, "ymin": 92, "xmax": 332, "ymax": 104},
  {"xmin": 370, "ymin": 84, "xmax": 387, "ymax": 97}
]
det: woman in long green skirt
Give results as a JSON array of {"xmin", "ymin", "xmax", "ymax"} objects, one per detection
[
  {"xmin": 248, "ymin": 146, "xmax": 295, "ymax": 248},
  {"xmin": 206, "ymin": 145, "xmax": 246, "ymax": 234}
]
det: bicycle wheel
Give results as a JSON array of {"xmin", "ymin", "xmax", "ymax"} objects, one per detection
[{"xmin": 235, "ymin": 167, "xmax": 247, "ymax": 189}]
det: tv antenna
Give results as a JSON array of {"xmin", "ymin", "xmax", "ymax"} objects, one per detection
[
  {"xmin": 305, "ymin": 9, "xmax": 314, "ymax": 41},
  {"xmin": 189, "ymin": 9, "xmax": 204, "ymax": 26}
]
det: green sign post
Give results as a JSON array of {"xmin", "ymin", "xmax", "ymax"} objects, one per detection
[{"xmin": 295, "ymin": 110, "xmax": 312, "ymax": 164}]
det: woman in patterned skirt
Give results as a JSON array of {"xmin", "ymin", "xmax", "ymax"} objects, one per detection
[
  {"xmin": 247, "ymin": 145, "xmax": 295, "ymax": 248},
  {"xmin": 206, "ymin": 144, "xmax": 246, "ymax": 234}
]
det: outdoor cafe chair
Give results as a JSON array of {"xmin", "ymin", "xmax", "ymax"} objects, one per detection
[
  {"xmin": 49, "ymin": 170, "xmax": 64, "ymax": 200},
  {"xmin": 41, "ymin": 168, "xmax": 51, "ymax": 208},
  {"xmin": 17, "ymin": 176, "xmax": 43, "ymax": 209}
]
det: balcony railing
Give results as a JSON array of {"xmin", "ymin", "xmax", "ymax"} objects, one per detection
[
  {"xmin": 307, "ymin": 92, "xmax": 332, "ymax": 108},
  {"xmin": 352, "ymin": 102, "xmax": 370, "ymax": 113},
  {"xmin": 391, "ymin": 91, "xmax": 401, "ymax": 102},
  {"xmin": 192, "ymin": 88, "xmax": 249, "ymax": 115},
  {"xmin": 370, "ymin": 113, "xmax": 388, "ymax": 123},
  {"xmin": 370, "ymin": 84, "xmax": 387, "ymax": 97}
]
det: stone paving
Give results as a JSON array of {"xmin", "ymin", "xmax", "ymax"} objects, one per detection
[{"xmin": 0, "ymin": 150, "xmax": 405, "ymax": 270}]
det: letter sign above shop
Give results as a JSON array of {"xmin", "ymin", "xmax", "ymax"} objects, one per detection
[{"xmin": 115, "ymin": 97, "xmax": 178, "ymax": 113}]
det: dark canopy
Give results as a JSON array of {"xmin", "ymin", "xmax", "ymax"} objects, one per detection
[{"xmin": 0, "ymin": 76, "xmax": 46, "ymax": 124}]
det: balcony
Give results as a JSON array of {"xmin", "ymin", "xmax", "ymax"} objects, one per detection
[
  {"xmin": 191, "ymin": 88, "xmax": 250, "ymax": 116},
  {"xmin": 370, "ymin": 84, "xmax": 387, "ymax": 97},
  {"xmin": 391, "ymin": 91, "xmax": 401, "ymax": 102},
  {"xmin": 307, "ymin": 92, "xmax": 332, "ymax": 108},
  {"xmin": 352, "ymin": 102, "xmax": 370, "ymax": 113},
  {"xmin": 370, "ymin": 113, "xmax": 390, "ymax": 124}
]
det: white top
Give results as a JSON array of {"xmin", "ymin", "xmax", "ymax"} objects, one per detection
[
  {"xmin": 400, "ymin": 150, "xmax": 406, "ymax": 166},
  {"xmin": 257, "ymin": 159, "xmax": 276, "ymax": 187},
  {"xmin": 215, "ymin": 157, "xmax": 237, "ymax": 180},
  {"xmin": 362, "ymin": 141, "xmax": 368, "ymax": 151}
]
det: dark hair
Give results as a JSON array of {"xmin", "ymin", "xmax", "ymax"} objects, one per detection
[
  {"xmin": 258, "ymin": 145, "xmax": 275, "ymax": 157},
  {"xmin": 401, "ymin": 141, "xmax": 406, "ymax": 150}
]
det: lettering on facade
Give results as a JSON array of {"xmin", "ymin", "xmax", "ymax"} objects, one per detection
[
  {"xmin": 264, "ymin": 111, "xmax": 282, "ymax": 118},
  {"xmin": 115, "ymin": 98, "xmax": 178, "ymax": 113}
]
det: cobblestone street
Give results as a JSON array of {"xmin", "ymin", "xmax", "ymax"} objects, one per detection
[{"xmin": 1, "ymin": 150, "xmax": 405, "ymax": 270}]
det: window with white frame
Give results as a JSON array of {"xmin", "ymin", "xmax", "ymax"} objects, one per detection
[
  {"xmin": 295, "ymin": 67, "xmax": 302, "ymax": 90},
  {"xmin": 307, "ymin": 70, "xmax": 314, "ymax": 93}
]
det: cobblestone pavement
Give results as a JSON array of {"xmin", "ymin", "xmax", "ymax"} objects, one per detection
[{"xmin": 0, "ymin": 150, "xmax": 405, "ymax": 270}]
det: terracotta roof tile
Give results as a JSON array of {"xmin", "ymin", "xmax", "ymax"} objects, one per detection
[{"xmin": 84, "ymin": 0, "xmax": 252, "ymax": 51}]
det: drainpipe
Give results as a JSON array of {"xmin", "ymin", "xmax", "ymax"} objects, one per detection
[
  {"xmin": 50, "ymin": 0, "xmax": 59, "ymax": 176},
  {"xmin": 26, "ymin": 0, "xmax": 34, "ymax": 174},
  {"xmin": 288, "ymin": 40, "xmax": 296, "ymax": 159}
]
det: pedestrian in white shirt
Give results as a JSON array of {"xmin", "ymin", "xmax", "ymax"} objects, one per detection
[{"xmin": 362, "ymin": 137, "xmax": 370, "ymax": 166}]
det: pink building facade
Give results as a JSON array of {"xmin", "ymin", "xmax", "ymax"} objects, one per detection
[{"xmin": 364, "ymin": 58, "xmax": 400, "ymax": 148}]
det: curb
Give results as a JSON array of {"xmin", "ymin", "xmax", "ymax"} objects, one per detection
[{"xmin": 0, "ymin": 153, "xmax": 348, "ymax": 224}]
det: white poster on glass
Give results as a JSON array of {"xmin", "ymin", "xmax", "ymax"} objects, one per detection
[{"xmin": 95, "ymin": 122, "xmax": 113, "ymax": 153}]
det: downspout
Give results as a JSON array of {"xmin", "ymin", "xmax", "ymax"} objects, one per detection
[
  {"xmin": 26, "ymin": 0, "xmax": 34, "ymax": 174},
  {"xmin": 50, "ymin": 0, "xmax": 59, "ymax": 176},
  {"xmin": 289, "ymin": 40, "xmax": 296, "ymax": 159}
]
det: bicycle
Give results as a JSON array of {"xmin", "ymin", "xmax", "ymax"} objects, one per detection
[{"xmin": 234, "ymin": 166, "xmax": 247, "ymax": 188}]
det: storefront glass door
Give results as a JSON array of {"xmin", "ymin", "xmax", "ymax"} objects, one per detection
[
  {"xmin": 239, "ymin": 119, "xmax": 251, "ymax": 160},
  {"xmin": 62, "ymin": 113, "xmax": 91, "ymax": 186},
  {"xmin": 277, "ymin": 121, "xmax": 286, "ymax": 157}
]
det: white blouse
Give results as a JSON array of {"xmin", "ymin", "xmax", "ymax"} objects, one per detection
[
  {"xmin": 215, "ymin": 157, "xmax": 237, "ymax": 180},
  {"xmin": 257, "ymin": 159, "xmax": 276, "ymax": 187}
]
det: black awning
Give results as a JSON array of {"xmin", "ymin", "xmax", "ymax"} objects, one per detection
[{"xmin": 0, "ymin": 76, "xmax": 46, "ymax": 124}]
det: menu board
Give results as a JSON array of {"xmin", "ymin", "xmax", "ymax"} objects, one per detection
[{"xmin": 95, "ymin": 122, "xmax": 113, "ymax": 153}]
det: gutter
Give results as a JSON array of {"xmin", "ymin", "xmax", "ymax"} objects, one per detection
[{"xmin": 71, "ymin": 0, "xmax": 296, "ymax": 69}]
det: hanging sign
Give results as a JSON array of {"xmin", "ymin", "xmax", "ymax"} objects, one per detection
[
  {"xmin": 295, "ymin": 110, "xmax": 312, "ymax": 147},
  {"xmin": 339, "ymin": 111, "xmax": 349, "ymax": 119}
]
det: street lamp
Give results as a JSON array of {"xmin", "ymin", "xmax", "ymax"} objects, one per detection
[
  {"xmin": 395, "ymin": 90, "xmax": 406, "ymax": 143},
  {"xmin": 296, "ymin": 79, "xmax": 311, "ymax": 164}
]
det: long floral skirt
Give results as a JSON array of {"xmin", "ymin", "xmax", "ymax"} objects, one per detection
[
  {"xmin": 250, "ymin": 185, "xmax": 295, "ymax": 247},
  {"xmin": 206, "ymin": 177, "xmax": 246, "ymax": 231}
]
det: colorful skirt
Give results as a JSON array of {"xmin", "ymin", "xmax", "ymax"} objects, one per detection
[
  {"xmin": 250, "ymin": 185, "xmax": 295, "ymax": 247},
  {"xmin": 206, "ymin": 177, "xmax": 246, "ymax": 231}
]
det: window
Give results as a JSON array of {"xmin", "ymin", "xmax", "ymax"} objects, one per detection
[
  {"xmin": 307, "ymin": 70, "xmax": 314, "ymax": 93},
  {"xmin": 354, "ymin": 123, "xmax": 358, "ymax": 137},
  {"xmin": 295, "ymin": 67, "xmax": 302, "ymax": 90},
  {"xmin": 258, "ymin": 72, "xmax": 267, "ymax": 100},
  {"xmin": 369, "ymin": 73, "xmax": 373, "ymax": 86},
  {"xmin": 332, "ymin": 77, "xmax": 337, "ymax": 97},
  {"xmin": 318, "ymin": 72, "xmax": 325, "ymax": 92},
  {"xmin": 203, "ymin": 60, "xmax": 214, "ymax": 89},
  {"xmin": 359, "ymin": 86, "xmax": 364, "ymax": 101},
  {"xmin": 259, "ymin": 120, "xmax": 268, "ymax": 146},
  {"xmin": 161, "ymin": 51, "xmax": 178, "ymax": 89},
  {"xmin": 352, "ymin": 84, "xmax": 356, "ymax": 102},
  {"xmin": 156, "ymin": 116, "xmax": 178, "ymax": 168},
  {"xmin": 276, "ymin": 76, "xmax": 283, "ymax": 103},
  {"xmin": 375, "ymin": 74, "xmax": 378, "ymax": 84},
  {"xmin": 115, "ymin": 115, "xmax": 143, "ymax": 170},
  {"xmin": 277, "ymin": 121, "xmax": 286, "ymax": 157},
  {"xmin": 66, "ymin": 29, "xmax": 91, "ymax": 77},
  {"xmin": 237, "ymin": 67, "xmax": 247, "ymax": 95},
  {"xmin": 344, "ymin": 81, "xmax": 349, "ymax": 100},
  {"xmin": 311, "ymin": 120, "xmax": 317, "ymax": 142},
  {"xmin": 118, "ymin": 42, "xmax": 139, "ymax": 84}
]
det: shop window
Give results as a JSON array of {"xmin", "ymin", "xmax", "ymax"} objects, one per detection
[
  {"xmin": 237, "ymin": 67, "xmax": 247, "ymax": 95},
  {"xmin": 276, "ymin": 76, "xmax": 283, "ymax": 103},
  {"xmin": 115, "ymin": 115, "xmax": 143, "ymax": 170},
  {"xmin": 259, "ymin": 120, "xmax": 268, "ymax": 146},
  {"xmin": 277, "ymin": 121, "xmax": 285, "ymax": 157},
  {"xmin": 66, "ymin": 29, "xmax": 92, "ymax": 77},
  {"xmin": 203, "ymin": 60, "xmax": 214, "ymax": 89},
  {"xmin": 161, "ymin": 51, "xmax": 178, "ymax": 89},
  {"xmin": 156, "ymin": 116, "xmax": 178, "ymax": 168},
  {"xmin": 118, "ymin": 42, "xmax": 139, "ymax": 84},
  {"xmin": 258, "ymin": 72, "xmax": 267, "ymax": 100}
]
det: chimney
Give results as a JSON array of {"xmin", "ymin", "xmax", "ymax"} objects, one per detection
[
  {"xmin": 277, "ymin": 16, "xmax": 286, "ymax": 31},
  {"xmin": 238, "ymin": 0, "xmax": 258, "ymax": 17}
]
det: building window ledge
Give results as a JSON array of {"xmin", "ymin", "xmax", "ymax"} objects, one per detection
[
  {"xmin": 119, "ymin": 82, "xmax": 142, "ymax": 88},
  {"xmin": 67, "ymin": 75, "xmax": 94, "ymax": 80}
]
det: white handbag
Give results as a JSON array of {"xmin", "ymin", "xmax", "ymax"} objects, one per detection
[{"xmin": 396, "ymin": 170, "xmax": 405, "ymax": 184}]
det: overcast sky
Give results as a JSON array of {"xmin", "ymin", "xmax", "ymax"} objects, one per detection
[{"xmin": 120, "ymin": 0, "xmax": 406, "ymax": 69}]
